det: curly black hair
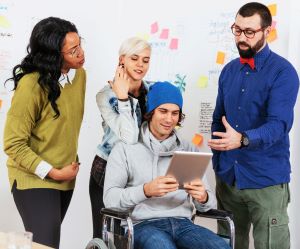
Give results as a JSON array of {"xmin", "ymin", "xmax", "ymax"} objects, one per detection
[{"xmin": 6, "ymin": 17, "xmax": 78, "ymax": 118}]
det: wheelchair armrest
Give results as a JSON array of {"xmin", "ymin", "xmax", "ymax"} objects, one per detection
[
  {"xmin": 101, "ymin": 208, "xmax": 131, "ymax": 220},
  {"xmin": 195, "ymin": 209, "xmax": 233, "ymax": 221}
]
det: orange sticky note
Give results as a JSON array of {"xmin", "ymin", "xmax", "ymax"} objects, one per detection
[
  {"xmin": 268, "ymin": 4, "xmax": 277, "ymax": 16},
  {"xmin": 216, "ymin": 51, "xmax": 225, "ymax": 65},
  {"xmin": 267, "ymin": 29, "xmax": 277, "ymax": 43},
  {"xmin": 159, "ymin": 29, "xmax": 169, "ymax": 39},
  {"xmin": 192, "ymin": 134, "xmax": 203, "ymax": 146},
  {"xmin": 0, "ymin": 99, "xmax": 2, "ymax": 110},
  {"xmin": 169, "ymin": 38, "xmax": 178, "ymax": 50}
]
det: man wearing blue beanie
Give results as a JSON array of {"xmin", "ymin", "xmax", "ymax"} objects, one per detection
[
  {"xmin": 146, "ymin": 81, "xmax": 183, "ymax": 113},
  {"xmin": 103, "ymin": 81, "xmax": 230, "ymax": 249}
]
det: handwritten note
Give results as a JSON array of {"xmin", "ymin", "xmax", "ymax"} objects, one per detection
[
  {"xmin": 151, "ymin": 22, "xmax": 159, "ymax": 34},
  {"xmin": 199, "ymin": 102, "xmax": 214, "ymax": 134},
  {"xmin": 216, "ymin": 51, "xmax": 225, "ymax": 65},
  {"xmin": 169, "ymin": 38, "xmax": 178, "ymax": 50},
  {"xmin": 159, "ymin": 29, "xmax": 169, "ymax": 39}
]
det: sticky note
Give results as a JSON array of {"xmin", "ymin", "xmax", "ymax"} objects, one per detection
[
  {"xmin": 267, "ymin": 29, "xmax": 277, "ymax": 43},
  {"xmin": 216, "ymin": 51, "xmax": 225, "ymax": 65},
  {"xmin": 151, "ymin": 22, "xmax": 159, "ymax": 34},
  {"xmin": 268, "ymin": 4, "xmax": 277, "ymax": 16},
  {"xmin": 136, "ymin": 33, "xmax": 150, "ymax": 41},
  {"xmin": 169, "ymin": 38, "xmax": 178, "ymax": 50},
  {"xmin": 0, "ymin": 15, "xmax": 10, "ymax": 28},
  {"xmin": 192, "ymin": 134, "xmax": 203, "ymax": 146},
  {"xmin": 0, "ymin": 99, "xmax": 2, "ymax": 110},
  {"xmin": 271, "ymin": 20, "xmax": 277, "ymax": 29},
  {"xmin": 197, "ymin": 76, "xmax": 208, "ymax": 88},
  {"xmin": 159, "ymin": 29, "xmax": 169, "ymax": 39}
]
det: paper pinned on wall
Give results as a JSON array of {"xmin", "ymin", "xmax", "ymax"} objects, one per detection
[
  {"xmin": 0, "ymin": 99, "xmax": 3, "ymax": 110},
  {"xmin": 268, "ymin": 4, "xmax": 277, "ymax": 16},
  {"xmin": 267, "ymin": 29, "xmax": 277, "ymax": 43},
  {"xmin": 197, "ymin": 76, "xmax": 208, "ymax": 88},
  {"xmin": 151, "ymin": 22, "xmax": 159, "ymax": 34},
  {"xmin": 169, "ymin": 38, "xmax": 178, "ymax": 50},
  {"xmin": 271, "ymin": 20, "xmax": 277, "ymax": 29},
  {"xmin": 192, "ymin": 133, "xmax": 204, "ymax": 146},
  {"xmin": 159, "ymin": 29, "xmax": 169, "ymax": 39},
  {"xmin": 0, "ymin": 15, "xmax": 10, "ymax": 28},
  {"xmin": 137, "ymin": 32, "xmax": 150, "ymax": 41},
  {"xmin": 216, "ymin": 51, "xmax": 225, "ymax": 65}
]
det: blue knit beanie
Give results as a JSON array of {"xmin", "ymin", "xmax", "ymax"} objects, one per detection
[{"xmin": 146, "ymin": 81, "xmax": 183, "ymax": 113}]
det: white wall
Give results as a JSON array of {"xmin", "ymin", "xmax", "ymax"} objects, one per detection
[{"xmin": 0, "ymin": 1, "xmax": 299, "ymax": 248}]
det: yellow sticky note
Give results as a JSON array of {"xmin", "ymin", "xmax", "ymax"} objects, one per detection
[
  {"xmin": 216, "ymin": 51, "xmax": 225, "ymax": 65},
  {"xmin": 268, "ymin": 4, "xmax": 277, "ymax": 16},
  {"xmin": 0, "ymin": 15, "xmax": 11, "ymax": 28},
  {"xmin": 267, "ymin": 29, "xmax": 277, "ymax": 43},
  {"xmin": 192, "ymin": 134, "xmax": 203, "ymax": 146},
  {"xmin": 197, "ymin": 76, "xmax": 208, "ymax": 88},
  {"xmin": 136, "ymin": 33, "xmax": 150, "ymax": 41}
]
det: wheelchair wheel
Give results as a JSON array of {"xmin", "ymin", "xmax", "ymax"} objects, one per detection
[{"xmin": 85, "ymin": 238, "xmax": 108, "ymax": 249}]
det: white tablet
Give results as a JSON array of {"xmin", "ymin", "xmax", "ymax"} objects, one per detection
[{"xmin": 165, "ymin": 151, "xmax": 212, "ymax": 187}]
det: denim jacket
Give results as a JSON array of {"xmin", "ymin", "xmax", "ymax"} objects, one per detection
[{"xmin": 95, "ymin": 81, "xmax": 150, "ymax": 160}]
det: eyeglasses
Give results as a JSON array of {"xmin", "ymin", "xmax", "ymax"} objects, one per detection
[
  {"xmin": 231, "ymin": 24, "xmax": 265, "ymax": 39},
  {"xmin": 61, "ymin": 37, "xmax": 84, "ymax": 57}
]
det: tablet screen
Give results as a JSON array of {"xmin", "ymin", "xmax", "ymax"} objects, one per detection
[{"xmin": 165, "ymin": 151, "xmax": 212, "ymax": 187}]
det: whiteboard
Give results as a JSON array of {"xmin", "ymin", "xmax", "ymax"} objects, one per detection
[{"xmin": 0, "ymin": 1, "xmax": 298, "ymax": 249}]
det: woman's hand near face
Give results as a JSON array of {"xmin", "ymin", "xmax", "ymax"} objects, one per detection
[
  {"xmin": 48, "ymin": 162, "xmax": 79, "ymax": 181},
  {"xmin": 108, "ymin": 64, "xmax": 130, "ymax": 99}
]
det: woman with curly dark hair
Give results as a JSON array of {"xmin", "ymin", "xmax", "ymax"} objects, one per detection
[{"xmin": 3, "ymin": 17, "xmax": 86, "ymax": 248}]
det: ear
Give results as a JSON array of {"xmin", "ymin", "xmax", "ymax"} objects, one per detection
[{"xmin": 265, "ymin": 26, "xmax": 272, "ymax": 36}]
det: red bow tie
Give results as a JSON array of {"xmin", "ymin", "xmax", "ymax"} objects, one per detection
[{"xmin": 240, "ymin": 57, "xmax": 255, "ymax": 70}]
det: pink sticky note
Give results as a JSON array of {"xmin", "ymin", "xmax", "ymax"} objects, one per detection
[
  {"xmin": 159, "ymin": 29, "xmax": 169, "ymax": 39},
  {"xmin": 271, "ymin": 21, "xmax": 277, "ymax": 29},
  {"xmin": 151, "ymin": 22, "xmax": 159, "ymax": 34},
  {"xmin": 169, "ymin": 38, "xmax": 178, "ymax": 50}
]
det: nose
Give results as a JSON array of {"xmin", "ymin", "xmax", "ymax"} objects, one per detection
[
  {"xmin": 136, "ymin": 59, "xmax": 143, "ymax": 67},
  {"xmin": 165, "ymin": 113, "xmax": 173, "ymax": 123},
  {"xmin": 238, "ymin": 31, "xmax": 248, "ymax": 42}
]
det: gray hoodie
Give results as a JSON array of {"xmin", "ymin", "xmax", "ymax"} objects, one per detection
[{"xmin": 104, "ymin": 122, "xmax": 216, "ymax": 223}]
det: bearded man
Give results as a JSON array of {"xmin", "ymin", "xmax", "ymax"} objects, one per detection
[{"xmin": 208, "ymin": 2, "xmax": 299, "ymax": 249}]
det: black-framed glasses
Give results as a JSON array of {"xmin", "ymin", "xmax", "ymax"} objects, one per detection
[
  {"xmin": 61, "ymin": 37, "xmax": 84, "ymax": 57},
  {"xmin": 231, "ymin": 24, "xmax": 265, "ymax": 39}
]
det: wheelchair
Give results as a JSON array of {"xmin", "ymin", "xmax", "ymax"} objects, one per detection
[{"xmin": 86, "ymin": 207, "xmax": 235, "ymax": 249}]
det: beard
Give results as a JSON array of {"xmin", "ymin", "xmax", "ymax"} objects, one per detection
[{"xmin": 237, "ymin": 34, "xmax": 265, "ymax": 58}]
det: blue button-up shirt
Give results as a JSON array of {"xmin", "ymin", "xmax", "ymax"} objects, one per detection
[{"xmin": 212, "ymin": 44, "xmax": 299, "ymax": 189}]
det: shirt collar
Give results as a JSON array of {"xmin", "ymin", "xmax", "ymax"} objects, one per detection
[
  {"xmin": 59, "ymin": 69, "xmax": 76, "ymax": 88},
  {"xmin": 239, "ymin": 44, "xmax": 271, "ymax": 72}
]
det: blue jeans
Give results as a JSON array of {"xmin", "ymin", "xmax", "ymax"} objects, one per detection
[{"xmin": 133, "ymin": 217, "xmax": 230, "ymax": 249}]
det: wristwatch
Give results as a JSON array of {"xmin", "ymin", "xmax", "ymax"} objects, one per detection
[{"xmin": 240, "ymin": 132, "xmax": 249, "ymax": 148}]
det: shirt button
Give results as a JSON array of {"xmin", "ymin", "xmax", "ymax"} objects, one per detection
[
  {"xmin": 235, "ymin": 124, "xmax": 239, "ymax": 128},
  {"xmin": 238, "ymin": 106, "xmax": 241, "ymax": 110},
  {"xmin": 241, "ymin": 89, "xmax": 245, "ymax": 92},
  {"xmin": 271, "ymin": 218, "xmax": 277, "ymax": 225},
  {"xmin": 246, "ymin": 72, "xmax": 249, "ymax": 75},
  {"xmin": 235, "ymin": 160, "xmax": 238, "ymax": 164}
]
